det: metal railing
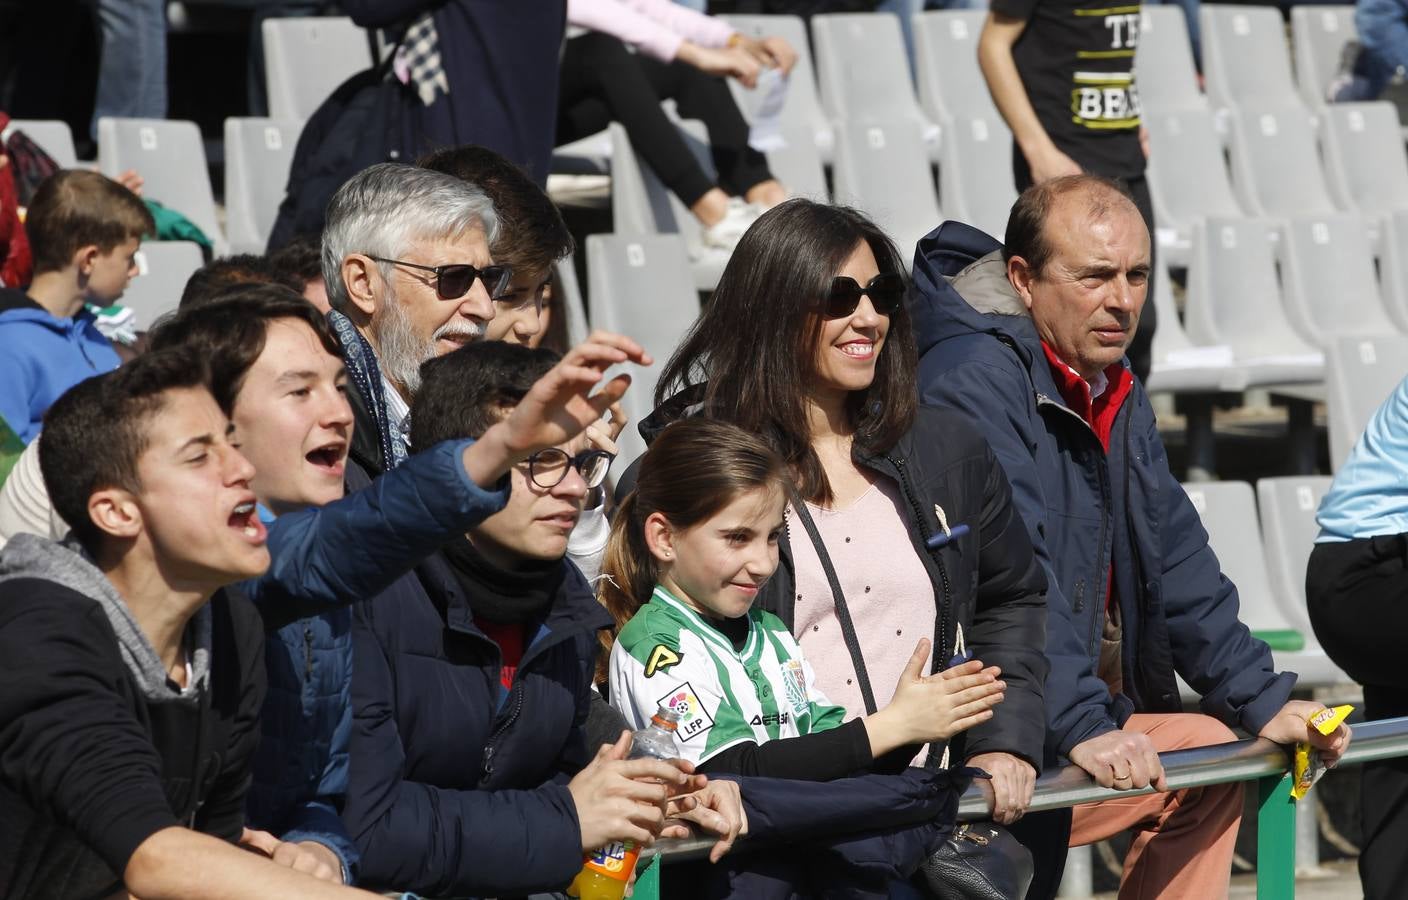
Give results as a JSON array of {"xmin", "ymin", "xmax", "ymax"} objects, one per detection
[{"xmin": 634, "ymin": 716, "xmax": 1408, "ymax": 899}]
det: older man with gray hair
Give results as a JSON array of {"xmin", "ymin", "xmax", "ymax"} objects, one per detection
[{"xmin": 322, "ymin": 162, "xmax": 508, "ymax": 476}]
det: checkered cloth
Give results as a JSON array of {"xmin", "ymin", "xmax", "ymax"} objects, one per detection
[{"xmin": 395, "ymin": 13, "xmax": 450, "ymax": 107}]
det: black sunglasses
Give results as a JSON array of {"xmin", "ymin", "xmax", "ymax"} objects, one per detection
[
  {"xmin": 525, "ymin": 448, "xmax": 615, "ymax": 490},
  {"xmin": 371, "ymin": 257, "xmax": 513, "ymax": 301},
  {"xmin": 823, "ymin": 273, "xmax": 906, "ymax": 319}
]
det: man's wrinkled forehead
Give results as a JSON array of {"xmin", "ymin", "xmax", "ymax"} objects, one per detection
[{"xmin": 1046, "ymin": 188, "xmax": 1149, "ymax": 264}]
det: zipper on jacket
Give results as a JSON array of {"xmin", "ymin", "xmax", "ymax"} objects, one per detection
[
  {"xmin": 482, "ymin": 680, "xmax": 527, "ymax": 778},
  {"xmin": 303, "ymin": 627, "xmax": 314, "ymax": 681},
  {"xmin": 1091, "ymin": 464, "xmax": 1112, "ymax": 658},
  {"xmin": 887, "ymin": 454, "xmax": 954, "ymax": 667},
  {"xmin": 1035, "ymin": 392, "xmax": 1111, "ymax": 659}
]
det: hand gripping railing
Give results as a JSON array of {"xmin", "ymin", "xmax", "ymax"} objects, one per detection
[{"xmin": 633, "ymin": 716, "xmax": 1408, "ymax": 899}]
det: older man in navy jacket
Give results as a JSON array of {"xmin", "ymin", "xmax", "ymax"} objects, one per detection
[{"xmin": 911, "ymin": 174, "xmax": 1351, "ymax": 900}]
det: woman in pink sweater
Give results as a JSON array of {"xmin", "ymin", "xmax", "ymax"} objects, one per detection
[{"xmin": 562, "ymin": 0, "xmax": 797, "ymax": 255}]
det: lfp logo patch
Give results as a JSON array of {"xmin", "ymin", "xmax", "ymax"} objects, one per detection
[{"xmin": 657, "ymin": 682, "xmax": 714, "ymax": 742}]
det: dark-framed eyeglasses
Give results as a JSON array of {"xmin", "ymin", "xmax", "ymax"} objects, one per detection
[
  {"xmin": 823, "ymin": 273, "xmax": 907, "ymax": 319},
  {"xmin": 525, "ymin": 448, "xmax": 614, "ymax": 490},
  {"xmin": 370, "ymin": 256, "xmax": 513, "ymax": 301}
]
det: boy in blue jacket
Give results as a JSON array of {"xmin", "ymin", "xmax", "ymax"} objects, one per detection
[{"xmin": 0, "ymin": 170, "xmax": 152, "ymax": 443}]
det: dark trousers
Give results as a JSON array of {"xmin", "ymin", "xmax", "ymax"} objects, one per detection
[
  {"xmin": 1307, "ymin": 535, "xmax": 1408, "ymax": 900},
  {"xmin": 1013, "ymin": 155, "xmax": 1158, "ymax": 386},
  {"xmin": 557, "ymin": 32, "xmax": 774, "ymax": 208}
]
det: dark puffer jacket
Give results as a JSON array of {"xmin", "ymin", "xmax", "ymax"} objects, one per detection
[
  {"xmin": 909, "ymin": 221, "xmax": 1295, "ymax": 759},
  {"xmin": 634, "ymin": 392, "xmax": 1051, "ymax": 770},
  {"xmin": 344, "ymin": 550, "xmax": 612, "ymax": 897}
]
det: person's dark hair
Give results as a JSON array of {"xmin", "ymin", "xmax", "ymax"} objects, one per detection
[
  {"xmin": 597, "ymin": 418, "xmax": 788, "ymax": 680},
  {"xmin": 656, "ymin": 199, "xmax": 917, "ymax": 505},
  {"xmin": 149, "ymin": 284, "xmax": 341, "ymax": 415},
  {"xmin": 411, "ymin": 341, "xmax": 559, "ymax": 449},
  {"xmin": 419, "ymin": 145, "xmax": 574, "ymax": 276},
  {"xmin": 269, "ymin": 233, "xmax": 326, "ymax": 285},
  {"xmin": 179, "ymin": 254, "xmax": 303, "ymax": 309},
  {"xmin": 26, "ymin": 170, "xmax": 155, "ymax": 274},
  {"xmin": 40, "ymin": 346, "xmax": 210, "ymax": 554},
  {"xmin": 1003, "ymin": 174, "xmax": 1136, "ymax": 275}
]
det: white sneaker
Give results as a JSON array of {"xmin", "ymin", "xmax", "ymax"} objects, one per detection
[{"xmin": 700, "ymin": 198, "xmax": 761, "ymax": 251}]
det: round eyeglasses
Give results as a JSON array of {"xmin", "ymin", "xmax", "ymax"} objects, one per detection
[{"xmin": 525, "ymin": 448, "xmax": 614, "ymax": 490}]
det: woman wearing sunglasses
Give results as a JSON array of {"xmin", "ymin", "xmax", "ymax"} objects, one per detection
[{"xmin": 638, "ymin": 199, "xmax": 1051, "ymax": 831}]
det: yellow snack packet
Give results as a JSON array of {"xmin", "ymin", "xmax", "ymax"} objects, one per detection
[{"xmin": 1291, "ymin": 704, "xmax": 1354, "ymax": 801}]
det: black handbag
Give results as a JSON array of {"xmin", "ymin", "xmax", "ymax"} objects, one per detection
[
  {"xmin": 921, "ymin": 821, "xmax": 1035, "ymax": 900},
  {"xmin": 787, "ymin": 497, "xmax": 1033, "ymax": 900}
]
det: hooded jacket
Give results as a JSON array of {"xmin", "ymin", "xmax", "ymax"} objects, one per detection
[
  {"xmin": 0, "ymin": 289, "xmax": 120, "ymax": 444},
  {"xmin": 0, "ymin": 534, "xmax": 264, "ymax": 899},
  {"xmin": 631, "ymin": 387, "xmax": 1051, "ymax": 770},
  {"xmin": 909, "ymin": 221, "xmax": 1295, "ymax": 759}
]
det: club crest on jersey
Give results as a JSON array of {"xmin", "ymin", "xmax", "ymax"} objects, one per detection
[
  {"xmin": 657, "ymin": 682, "xmax": 714, "ymax": 742},
  {"xmin": 644, "ymin": 644, "xmax": 681, "ymax": 677},
  {"xmin": 781, "ymin": 658, "xmax": 809, "ymax": 715}
]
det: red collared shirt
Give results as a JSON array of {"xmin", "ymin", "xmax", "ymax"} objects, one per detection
[
  {"xmin": 1040, "ymin": 343, "xmax": 1134, "ymax": 452},
  {"xmin": 1041, "ymin": 343, "xmax": 1135, "ymax": 609}
]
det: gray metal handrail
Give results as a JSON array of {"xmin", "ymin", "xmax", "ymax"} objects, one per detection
[{"xmin": 642, "ymin": 716, "xmax": 1408, "ymax": 864}]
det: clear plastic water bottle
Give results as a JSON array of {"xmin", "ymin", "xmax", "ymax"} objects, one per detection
[
  {"xmin": 629, "ymin": 704, "xmax": 682, "ymax": 761},
  {"xmin": 567, "ymin": 706, "xmax": 682, "ymax": 899}
]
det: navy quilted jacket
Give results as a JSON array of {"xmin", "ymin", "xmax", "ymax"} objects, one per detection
[{"xmin": 344, "ymin": 550, "xmax": 610, "ymax": 898}]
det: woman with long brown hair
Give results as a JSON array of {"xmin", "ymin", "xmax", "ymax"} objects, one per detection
[{"xmin": 635, "ymin": 199, "xmax": 1049, "ymax": 825}]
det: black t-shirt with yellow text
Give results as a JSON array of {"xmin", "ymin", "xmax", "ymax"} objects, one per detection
[{"xmin": 992, "ymin": 0, "xmax": 1145, "ymax": 179}]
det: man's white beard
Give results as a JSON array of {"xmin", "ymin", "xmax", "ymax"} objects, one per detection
[{"xmin": 373, "ymin": 292, "xmax": 484, "ymax": 396}]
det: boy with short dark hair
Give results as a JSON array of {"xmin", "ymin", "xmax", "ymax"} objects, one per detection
[
  {"xmin": 0, "ymin": 347, "xmax": 374, "ymax": 900},
  {"xmin": 0, "ymin": 169, "xmax": 153, "ymax": 443}
]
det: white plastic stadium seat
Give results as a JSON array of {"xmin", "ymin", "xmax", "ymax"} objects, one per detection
[
  {"xmin": 1145, "ymin": 259, "xmax": 1249, "ymax": 395},
  {"xmin": 1226, "ymin": 105, "xmax": 1340, "ymax": 218},
  {"xmin": 1324, "ymin": 335, "xmax": 1408, "ymax": 469},
  {"xmin": 1183, "ymin": 480, "xmax": 1348, "ymax": 684},
  {"xmin": 1, "ymin": 119, "xmax": 78, "ymax": 169},
  {"xmin": 1202, "ymin": 5, "xmax": 1305, "ymax": 112},
  {"xmin": 263, "ymin": 17, "xmax": 372, "ymax": 121},
  {"xmin": 937, "ymin": 116, "xmax": 1015, "ymax": 242},
  {"xmin": 121, "ymin": 241, "xmax": 205, "ymax": 331},
  {"xmin": 1183, "ymin": 218, "xmax": 1324, "ymax": 385},
  {"xmin": 97, "ymin": 117, "xmax": 227, "ymax": 256},
  {"xmin": 1291, "ymin": 5, "xmax": 1357, "ymax": 110},
  {"xmin": 1143, "ymin": 107, "xmax": 1245, "ymax": 266},
  {"xmin": 585, "ymin": 234, "xmax": 701, "ymax": 468},
  {"xmin": 831, "ymin": 119, "xmax": 942, "ymax": 260},
  {"xmin": 224, "ymin": 117, "xmax": 302, "ymax": 255},
  {"xmin": 811, "ymin": 13, "xmax": 937, "ymax": 157},
  {"xmin": 1320, "ymin": 102, "xmax": 1408, "ymax": 220},
  {"xmin": 915, "ymin": 11, "xmax": 1002, "ymax": 124},
  {"xmin": 1135, "ymin": 6, "xmax": 1208, "ymax": 116},
  {"xmin": 1277, "ymin": 213, "xmax": 1401, "ymax": 348},
  {"xmin": 1255, "ymin": 475, "xmax": 1333, "ymax": 633}
]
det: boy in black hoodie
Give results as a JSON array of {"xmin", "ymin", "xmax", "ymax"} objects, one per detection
[{"xmin": 0, "ymin": 347, "xmax": 376, "ymax": 900}]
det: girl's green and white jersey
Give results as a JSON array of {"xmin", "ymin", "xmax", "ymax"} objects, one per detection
[{"xmin": 609, "ymin": 585, "xmax": 847, "ymax": 767}]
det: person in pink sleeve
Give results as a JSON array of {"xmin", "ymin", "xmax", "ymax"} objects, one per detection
[{"xmin": 561, "ymin": 0, "xmax": 797, "ymax": 256}]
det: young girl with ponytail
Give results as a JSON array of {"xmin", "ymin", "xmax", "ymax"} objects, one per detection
[{"xmin": 602, "ymin": 417, "xmax": 1007, "ymax": 778}]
